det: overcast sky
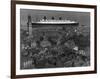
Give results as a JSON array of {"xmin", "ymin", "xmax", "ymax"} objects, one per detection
[{"xmin": 20, "ymin": 9, "xmax": 90, "ymax": 27}]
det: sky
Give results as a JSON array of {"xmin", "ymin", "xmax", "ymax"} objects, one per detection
[{"xmin": 20, "ymin": 9, "xmax": 90, "ymax": 28}]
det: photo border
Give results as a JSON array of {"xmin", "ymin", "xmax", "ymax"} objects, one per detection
[{"xmin": 11, "ymin": 0, "xmax": 97, "ymax": 79}]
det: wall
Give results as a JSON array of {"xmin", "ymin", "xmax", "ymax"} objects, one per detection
[{"xmin": 0, "ymin": 0, "xmax": 100, "ymax": 79}]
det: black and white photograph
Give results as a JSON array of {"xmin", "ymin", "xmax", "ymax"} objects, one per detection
[
  {"xmin": 11, "ymin": 1, "xmax": 97, "ymax": 78},
  {"xmin": 20, "ymin": 9, "xmax": 90, "ymax": 69}
]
